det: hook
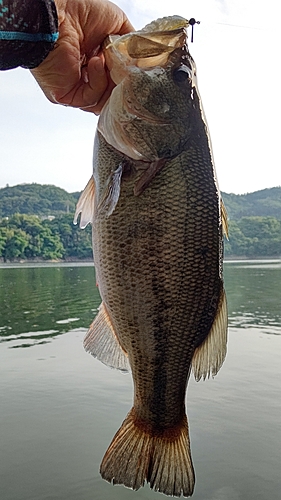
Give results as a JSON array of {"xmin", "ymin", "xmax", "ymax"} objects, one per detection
[{"xmin": 189, "ymin": 18, "xmax": 200, "ymax": 43}]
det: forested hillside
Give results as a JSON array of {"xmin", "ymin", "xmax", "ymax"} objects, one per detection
[
  {"xmin": 0, "ymin": 183, "xmax": 79, "ymax": 217},
  {"xmin": 0, "ymin": 183, "xmax": 280, "ymax": 260},
  {"xmin": 0, "ymin": 183, "xmax": 280, "ymax": 219},
  {"xmin": 224, "ymin": 217, "xmax": 281, "ymax": 257},
  {"xmin": 222, "ymin": 187, "xmax": 281, "ymax": 219},
  {"xmin": 0, "ymin": 214, "xmax": 92, "ymax": 262}
]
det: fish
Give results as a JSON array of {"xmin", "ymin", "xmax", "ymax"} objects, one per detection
[{"xmin": 74, "ymin": 15, "xmax": 228, "ymax": 498}]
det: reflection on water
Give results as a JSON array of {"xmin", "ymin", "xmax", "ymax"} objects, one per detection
[
  {"xmin": 0, "ymin": 264, "xmax": 100, "ymax": 348},
  {"xmin": 224, "ymin": 260, "xmax": 281, "ymax": 334},
  {"xmin": 1, "ymin": 260, "xmax": 280, "ymax": 350},
  {"xmin": 0, "ymin": 260, "xmax": 280, "ymax": 500}
]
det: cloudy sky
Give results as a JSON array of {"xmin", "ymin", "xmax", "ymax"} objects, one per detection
[{"xmin": 0, "ymin": 0, "xmax": 280, "ymax": 195}]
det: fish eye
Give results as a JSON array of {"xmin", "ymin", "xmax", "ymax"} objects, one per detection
[{"xmin": 173, "ymin": 66, "xmax": 191, "ymax": 84}]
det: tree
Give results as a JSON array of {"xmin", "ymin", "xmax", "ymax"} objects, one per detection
[
  {"xmin": 40, "ymin": 227, "xmax": 64, "ymax": 259},
  {"xmin": 0, "ymin": 227, "xmax": 7, "ymax": 256},
  {"xmin": 238, "ymin": 216, "xmax": 280, "ymax": 240},
  {"xmin": 47, "ymin": 214, "xmax": 92, "ymax": 259},
  {"xmin": 0, "ymin": 214, "xmax": 64, "ymax": 261},
  {"xmin": 0, "ymin": 183, "xmax": 78, "ymax": 217},
  {"xmin": 225, "ymin": 217, "xmax": 281, "ymax": 257},
  {"xmin": 224, "ymin": 221, "xmax": 253, "ymax": 256},
  {"xmin": 1, "ymin": 228, "xmax": 29, "ymax": 261}
]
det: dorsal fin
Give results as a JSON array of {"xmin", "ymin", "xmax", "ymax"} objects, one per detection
[{"xmin": 221, "ymin": 198, "xmax": 229, "ymax": 239}]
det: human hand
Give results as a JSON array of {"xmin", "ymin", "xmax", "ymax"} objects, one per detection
[{"xmin": 31, "ymin": 0, "xmax": 133, "ymax": 114}]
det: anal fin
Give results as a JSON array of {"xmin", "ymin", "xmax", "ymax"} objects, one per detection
[
  {"xmin": 84, "ymin": 302, "xmax": 130, "ymax": 373},
  {"xmin": 192, "ymin": 288, "xmax": 228, "ymax": 381}
]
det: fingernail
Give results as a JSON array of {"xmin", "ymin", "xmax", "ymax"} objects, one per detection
[
  {"xmin": 82, "ymin": 67, "xmax": 89, "ymax": 83},
  {"xmin": 49, "ymin": 91, "xmax": 60, "ymax": 103}
]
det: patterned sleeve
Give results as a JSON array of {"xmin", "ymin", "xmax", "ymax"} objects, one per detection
[{"xmin": 0, "ymin": 0, "xmax": 58, "ymax": 70}]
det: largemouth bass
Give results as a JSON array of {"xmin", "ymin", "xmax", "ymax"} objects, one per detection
[{"xmin": 75, "ymin": 15, "xmax": 228, "ymax": 498}]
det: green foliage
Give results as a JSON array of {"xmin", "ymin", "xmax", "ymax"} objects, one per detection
[
  {"xmin": 0, "ymin": 184, "xmax": 93, "ymax": 261},
  {"xmin": 46, "ymin": 214, "xmax": 92, "ymax": 259},
  {"xmin": 0, "ymin": 227, "xmax": 29, "ymax": 261},
  {"xmin": 1, "ymin": 183, "xmax": 280, "ymax": 220},
  {"xmin": 0, "ymin": 183, "xmax": 280, "ymax": 260},
  {"xmin": 225, "ymin": 217, "xmax": 281, "ymax": 257},
  {"xmin": 221, "ymin": 187, "xmax": 281, "ymax": 257},
  {"xmin": 0, "ymin": 183, "xmax": 78, "ymax": 217},
  {"xmin": 222, "ymin": 187, "xmax": 281, "ymax": 219},
  {"xmin": 0, "ymin": 214, "xmax": 67, "ymax": 261}
]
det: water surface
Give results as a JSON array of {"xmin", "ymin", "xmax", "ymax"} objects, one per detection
[{"xmin": 0, "ymin": 261, "xmax": 280, "ymax": 500}]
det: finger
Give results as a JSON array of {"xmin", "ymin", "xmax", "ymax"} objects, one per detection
[
  {"xmin": 81, "ymin": 55, "xmax": 108, "ymax": 106},
  {"xmin": 80, "ymin": 56, "xmax": 116, "ymax": 114},
  {"xmin": 119, "ymin": 18, "xmax": 135, "ymax": 35},
  {"xmin": 80, "ymin": 78, "xmax": 115, "ymax": 114}
]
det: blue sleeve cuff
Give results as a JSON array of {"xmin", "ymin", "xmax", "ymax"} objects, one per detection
[{"xmin": 0, "ymin": 31, "xmax": 59, "ymax": 42}]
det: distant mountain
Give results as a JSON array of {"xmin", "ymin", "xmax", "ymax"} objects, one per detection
[
  {"xmin": 222, "ymin": 187, "xmax": 281, "ymax": 220},
  {"xmin": 0, "ymin": 183, "xmax": 280, "ymax": 220},
  {"xmin": 0, "ymin": 183, "xmax": 79, "ymax": 217}
]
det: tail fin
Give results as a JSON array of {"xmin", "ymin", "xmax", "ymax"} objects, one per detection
[{"xmin": 100, "ymin": 408, "xmax": 195, "ymax": 497}]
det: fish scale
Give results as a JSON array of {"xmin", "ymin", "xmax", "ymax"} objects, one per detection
[
  {"xmin": 75, "ymin": 15, "xmax": 228, "ymax": 497},
  {"xmin": 93, "ymin": 134, "xmax": 221, "ymax": 424}
]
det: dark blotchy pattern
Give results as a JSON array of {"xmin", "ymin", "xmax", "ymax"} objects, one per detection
[
  {"xmin": 94, "ymin": 130, "xmax": 222, "ymax": 430},
  {"xmin": 0, "ymin": 0, "xmax": 58, "ymax": 70},
  {"xmin": 91, "ymin": 36, "xmax": 226, "ymax": 496}
]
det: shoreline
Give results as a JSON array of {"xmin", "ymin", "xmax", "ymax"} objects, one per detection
[
  {"xmin": 0, "ymin": 257, "xmax": 280, "ymax": 269},
  {"xmin": 0, "ymin": 258, "xmax": 94, "ymax": 269}
]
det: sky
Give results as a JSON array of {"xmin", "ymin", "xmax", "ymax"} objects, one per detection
[{"xmin": 0, "ymin": 0, "xmax": 280, "ymax": 195}]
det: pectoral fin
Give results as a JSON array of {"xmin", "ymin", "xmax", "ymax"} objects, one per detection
[
  {"xmin": 84, "ymin": 302, "xmax": 130, "ymax": 373},
  {"xmin": 74, "ymin": 177, "xmax": 96, "ymax": 228},
  {"xmin": 98, "ymin": 163, "xmax": 123, "ymax": 216},
  {"xmin": 192, "ymin": 289, "xmax": 228, "ymax": 381},
  {"xmin": 134, "ymin": 158, "xmax": 167, "ymax": 196}
]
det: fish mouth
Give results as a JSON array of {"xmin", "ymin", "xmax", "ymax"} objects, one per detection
[
  {"xmin": 98, "ymin": 16, "xmax": 194, "ymax": 162},
  {"xmin": 103, "ymin": 16, "xmax": 189, "ymax": 84}
]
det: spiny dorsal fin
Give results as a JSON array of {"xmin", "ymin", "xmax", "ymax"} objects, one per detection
[
  {"xmin": 192, "ymin": 288, "xmax": 228, "ymax": 381},
  {"xmin": 74, "ymin": 177, "xmax": 95, "ymax": 229},
  {"xmin": 83, "ymin": 302, "xmax": 130, "ymax": 373},
  {"xmin": 221, "ymin": 198, "xmax": 229, "ymax": 239}
]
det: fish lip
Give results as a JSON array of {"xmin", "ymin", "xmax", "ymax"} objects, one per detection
[
  {"xmin": 98, "ymin": 17, "xmax": 195, "ymax": 163},
  {"xmin": 104, "ymin": 30, "xmax": 187, "ymax": 51},
  {"xmin": 103, "ymin": 36, "xmax": 192, "ymax": 124},
  {"xmin": 102, "ymin": 15, "xmax": 189, "ymax": 51},
  {"xmin": 103, "ymin": 28, "xmax": 187, "ymax": 57}
]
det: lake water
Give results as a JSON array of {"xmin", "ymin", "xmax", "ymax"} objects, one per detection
[{"xmin": 0, "ymin": 260, "xmax": 280, "ymax": 500}]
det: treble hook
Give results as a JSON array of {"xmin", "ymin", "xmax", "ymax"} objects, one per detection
[{"xmin": 189, "ymin": 18, "xmax": 201, "ymax": 42}]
